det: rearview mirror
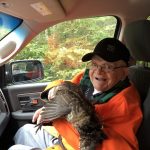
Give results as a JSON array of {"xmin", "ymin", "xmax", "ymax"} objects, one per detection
[{"xmin": 6, "ymin": 60, "xmax": 44, "ymax": 84}]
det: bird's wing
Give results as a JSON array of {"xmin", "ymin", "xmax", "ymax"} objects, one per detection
[{"xmin": 40, "ymin": 94, "xmax": 71, "ymax": 122}]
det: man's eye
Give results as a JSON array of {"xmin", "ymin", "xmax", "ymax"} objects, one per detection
[
  {"xmin": 90, "ymin": 62, "xmax": 96, "ymax": 67},
  {"xmin": 105, "ymin": 65, "xmax": 113, "ymax": 69},
  {"xmin": 92, "ymin": 63, "xmax": 97, "ymax": 67}
]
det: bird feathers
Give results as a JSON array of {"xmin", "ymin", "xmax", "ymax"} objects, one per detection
[{"xmin": 37, "ymin": 81, "xmax": 106, "ymax": 150}]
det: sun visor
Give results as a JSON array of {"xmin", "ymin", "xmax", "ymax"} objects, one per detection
[{"xmin": 0, "ymin": 0, "xmax": 66, "ymax": 23}]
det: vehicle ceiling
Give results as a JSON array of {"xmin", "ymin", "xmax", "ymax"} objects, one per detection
[{"xmin": 0, "ymin": 0, "xmax": 150, "ymax": 31}]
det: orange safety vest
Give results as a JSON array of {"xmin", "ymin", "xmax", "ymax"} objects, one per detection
[{"xmin": 44, "ymin": 70, "xmax": 143, "ymax": 150}]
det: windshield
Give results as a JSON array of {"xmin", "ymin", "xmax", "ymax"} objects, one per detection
[{"xmin": 13, "ymin": 16, "xmax": 117, "ymax": 82}]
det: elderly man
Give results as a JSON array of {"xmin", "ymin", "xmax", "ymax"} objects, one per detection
[{"xmin": 9, "ymin": 38, "xmax": 142, "ymax": 150}]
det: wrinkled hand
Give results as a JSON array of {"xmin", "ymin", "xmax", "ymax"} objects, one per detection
[
  {"xmin": 32, "ymin": 86, "xmax": 59, "ymax": 124},
  {"xmin": 34, "ymin": 106, "xmax": 52, "ymax": 133},
  {"xmin": 32, "ymin": 107, "xmax": 43, "ymax": 124},
  {"xmin": 32, "ymin": 86, "xmax": 58, "ymax": 124}
]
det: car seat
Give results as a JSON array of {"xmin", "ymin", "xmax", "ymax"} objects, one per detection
[{"xmin": 124, "ymin": 20, "xmax": 150, "ymax": 150}]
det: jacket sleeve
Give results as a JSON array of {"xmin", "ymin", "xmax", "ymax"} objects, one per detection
[{"xmin": 71, "ymin": 69, "xmax": 85, "ymax": 84}]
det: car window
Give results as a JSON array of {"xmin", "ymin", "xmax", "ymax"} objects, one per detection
[
  {"xmin": 12, "ymin": 16, "xmax": 117, "ymax": 82},
  {"xmin": 0, "ymin": 12, "xmax": 22, "ymax": 40}
]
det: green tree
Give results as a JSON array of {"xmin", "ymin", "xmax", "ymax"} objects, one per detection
[{"xmin": 13, "ymin": 16, "xmax": 116, "ymax": 81}]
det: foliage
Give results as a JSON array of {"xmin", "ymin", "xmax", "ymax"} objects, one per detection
[{"xmin": 13, "ymin": 16, "xmax": 116, "ymax": 81}]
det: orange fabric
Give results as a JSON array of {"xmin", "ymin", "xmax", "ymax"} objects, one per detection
[
  {"xmin": 53, "ymin": 119, "xmax": 79, "ymax": 150},
  {"xmin": 71, "ymin": 69, "xmax": 85, "ymax": 84},
  {"xmin": 52, "ymin": 85, "xmax": 142, "ymax": 150},
  {"xmin": 44, "ymin": 71, "xmax": 143, "ymax": 150},
  {"xmin": 94, "ymin": 85, "xmax": 142, "ymax": 150}
]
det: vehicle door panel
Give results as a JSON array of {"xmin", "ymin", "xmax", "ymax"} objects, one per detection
[
  {"xmin": 3, "ymin": 82, "xmax": 48, "ymax": 121},
  {"xmin": 0, "ymin": 88, "xmax": 10, "ymax": 136}
]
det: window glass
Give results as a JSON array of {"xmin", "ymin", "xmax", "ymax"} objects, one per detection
[
  {"xmin": 147, "ymin": 17, "xmax": 150, "ymax": 20},
  {"xmin": 13, "ymin": 16, "xmax": 117, "ymax": 82},
  {"xmin": 0, "ymin": 12, "xmax": 22, "ymax": 40}
]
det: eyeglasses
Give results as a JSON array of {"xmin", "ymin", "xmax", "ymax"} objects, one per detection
[{"xmin": 86, "ymin": 62, "xmax": 127, "ymax": 72}]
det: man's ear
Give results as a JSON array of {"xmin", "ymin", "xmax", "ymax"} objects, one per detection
[
  {"xmin": 123, "ymin": 67, "xmax": 129, "ymax": 77},
  {"xmin": 120, "ymin": 67, "xmax": 129, "ymax": 81}
]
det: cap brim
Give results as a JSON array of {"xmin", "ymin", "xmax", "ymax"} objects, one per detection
[{"xmin": 82, "ymin": 53, "xmax": 94, "ymax": 62}]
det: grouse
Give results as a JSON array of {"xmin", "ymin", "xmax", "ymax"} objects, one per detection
[{"xmin": 36, "ymin": 81, "xmax": 106, "ymax": 150}]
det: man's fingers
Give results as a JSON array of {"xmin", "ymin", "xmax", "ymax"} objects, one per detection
[
  {"xmin": 37, "ymin": 115, "xmax": 42, "ymax": 124},
  {"xmin": 32, "ymin": 107, "xmax": 43, "ymax": 123}
]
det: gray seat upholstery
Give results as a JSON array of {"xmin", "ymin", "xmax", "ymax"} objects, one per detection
[
  {"xmin": 128, "ymin": 66, "xmax": 150, "ymax": 101},
  {"xmin": 137, "ymin": 88, "xmax": 150, "ymax": 150},
  {"xmin": 124, "ymin": 20, "xmax": 150, "ymax": 150}
]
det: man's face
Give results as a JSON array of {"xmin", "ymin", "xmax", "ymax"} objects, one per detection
[{"xmin": 89, "ymin": 55, "xmax": 128, "ymax": 92}]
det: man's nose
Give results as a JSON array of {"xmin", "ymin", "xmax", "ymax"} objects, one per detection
[{"xmin": 95, "ymin": 66, "xmax": 104, "ymax": 74}]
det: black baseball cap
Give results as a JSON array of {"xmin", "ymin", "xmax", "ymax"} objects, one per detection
[{"xmin": 82, "ymin": 38, "xmax": 130, "ymax": 64}]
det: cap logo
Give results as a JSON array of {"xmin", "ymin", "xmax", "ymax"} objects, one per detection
[{"xmin": 107, "ymin": 45, "xmax": 115, "ymax": 52}]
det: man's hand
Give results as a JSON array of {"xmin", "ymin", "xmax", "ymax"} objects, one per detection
[
  {"xmin": 32, "ymin": 107, "xmax": 43, "ymax": 124},
  {"xmin": 32, "ymin": 87, "xmax": 58, "ymax": 124}
]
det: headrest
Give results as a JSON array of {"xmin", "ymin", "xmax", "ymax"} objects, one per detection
[{"xmin": 124, "ymin": 20, "xmax": 150, "ymax": 61}]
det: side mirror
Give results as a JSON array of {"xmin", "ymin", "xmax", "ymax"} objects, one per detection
[{"xmin": 6, "ymin": 60, "xmax": 44, "ymax": 84}]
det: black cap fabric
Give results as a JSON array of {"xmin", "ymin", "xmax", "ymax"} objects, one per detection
[{"xmin": 82, "ymin": 38, "xmax": 130, "ymax": 63}]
